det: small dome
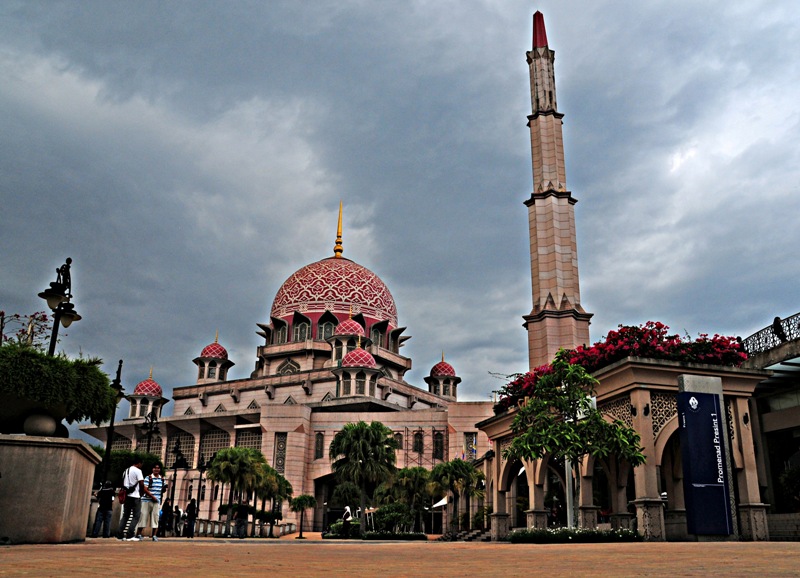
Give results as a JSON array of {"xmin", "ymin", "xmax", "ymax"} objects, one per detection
[
  {"xmin": 430, "ymin": 360, "xmax": 456, "ymax": 377},
  {"xmin": 133, "ymin": 377, "xmax": 162, "ymax": 398},
  {"xmin": 336, "ymin": 319, "xmax": 365, "ymax": 337},
  {"xmin": 341, "ymin": 348, "xmax": 376, "ymax": 368},
  {"xmin": 201, "ymin": 342, "xmax": 228, "ymax": 360}
]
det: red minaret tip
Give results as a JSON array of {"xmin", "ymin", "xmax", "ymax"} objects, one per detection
[{"xmin": 533, "ymin": 11, "xmax": 548, "ymax": 48}]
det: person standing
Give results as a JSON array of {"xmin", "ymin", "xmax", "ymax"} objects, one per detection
[
  {"xmin": 185, "ymin": 499, "xmax": 198, "ymax": 538},
  {"xmin": 91, "ymin": 481, "xmax": 115, "ymax": 538},
  {"xmin": 158, "ymin": 498, "xmax": 173, "ymax": 537},
  {"xmin": 173, "ymin": 504, "xmax": 184, "ymax": 537},
  {"xmin": 136, "ymin": 463, "xmax": 166, "ymax": 541},
  {"xmin": 117, "ymin": 457, "xmax": 156, "ymax": 541}
]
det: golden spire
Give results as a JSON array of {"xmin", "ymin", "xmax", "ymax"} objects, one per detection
[
  {"xmin": 215, "ymin": 330, "xmax": 219, "ymax": 343},
  {"xmin": 333, "ymin": 200, "xmax": 343, "ymax": 258},
  {"xmin": 442, "ymin": 351, "xmax": 445, "ymax": 363},
  {"xmin": 149, "ymin": 366, "xmax": 153, "ymax": 379}
]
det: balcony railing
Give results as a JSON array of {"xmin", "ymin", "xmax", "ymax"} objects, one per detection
[{"xmin": 741, "ymin": 312, "xmax": 800, "ymax": 355}]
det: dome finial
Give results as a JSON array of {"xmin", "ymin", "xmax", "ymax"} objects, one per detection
[
  {"xmin": 149, "ymin": 366, "xmax": 153, "ymax": 379},
  {"xmin": 442, "ymin": 351, "xmax": 445, "ymax": 362},
  {"xmin": 333, "ymin": 200, "xmax": 344, "ymax": 258},
  {"xmin": 215, "ymin": 330, "xmax": 219, "ymax": 344}
]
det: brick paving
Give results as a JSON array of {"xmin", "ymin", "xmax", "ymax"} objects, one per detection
[{"xmin": 1, "ymin": 536, "xmax": 799, "ymax": 577}]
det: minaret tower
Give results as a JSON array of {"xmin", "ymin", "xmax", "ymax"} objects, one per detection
[{"xmin": 523, "ymin": 11, "xmax": 592, "ymax": 368}]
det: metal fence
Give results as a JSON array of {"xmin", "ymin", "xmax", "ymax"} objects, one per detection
[{"xmin": 741, "ymin": 312, "xmax": 800, "ymax": 355}]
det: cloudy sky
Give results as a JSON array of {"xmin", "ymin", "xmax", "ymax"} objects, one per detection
[{"xmin": 2, "ymin": 1, "xmax": 799, "ymax": 432}]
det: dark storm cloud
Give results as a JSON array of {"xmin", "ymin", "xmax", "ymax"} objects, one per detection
[{"xmin": 1, "ymin": 0, "xmax": 798, "ymax": 437}]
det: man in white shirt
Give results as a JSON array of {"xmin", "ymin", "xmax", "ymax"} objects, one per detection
[{"xmin": 117, "ymin": 457, "xmax": 156, "ymax": 541}]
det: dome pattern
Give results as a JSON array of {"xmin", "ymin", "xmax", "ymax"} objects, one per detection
[
  {"xmin": 430, "ymin": 361, "xmax": 456, "ymax": 377},
  {"xmin": 133, "ymin": 378, "xmax": 162, "ymax": 397},
  {"xmin": 341, "ymin": 348, "xmax": 376, "ymax": 368},
  {"xmin": 201, "ymin": 342, "xmax": 228, "ymax": 360},
  {"xmin": 271, "ymin": 258, "xmax": 398, "ymax": 327},
  {"xmin": 335, "ymin": 319, "xmax": 366, "ymax": 336}
]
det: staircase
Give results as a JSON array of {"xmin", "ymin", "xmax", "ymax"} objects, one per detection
[{"xmin": 436, "ymin": 528, "xmax": 491, "ymax": 542}]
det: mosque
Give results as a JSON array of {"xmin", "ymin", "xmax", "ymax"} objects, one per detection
[{"xmin": 84, "ymin": 11, "xmax": 798, "ymax": 540}]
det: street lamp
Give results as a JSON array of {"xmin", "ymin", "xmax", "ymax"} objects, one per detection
[
  {"xmin": 37, "ymin": 258, "xmax": 81, "ymax": 356},
  {"xmin": 197, "ymin": 454, "xmax": 208, "ymax": 517},
  {"xmin": 170, "ymin": 439, "xmax": 189, "ymax": 505},
  {"xmin": 100, "ymin": 360, "xmax": 125, "ymax": 483},
  {"xmin": 142, "ymin": 410, "xmax": 160, "ymax": 455}
]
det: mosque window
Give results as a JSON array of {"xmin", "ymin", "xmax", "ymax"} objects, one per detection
[
  {"xmin": 213, "ymin": 485, "xmax": 219, "ymax": 501},
  {"xmin": 394, "ymin": 433, "xmax": 403, "ymax": 450},
  {"xmin": 335, "ymin": 342, "xmax": 343, "ymax": 361},
  {"xmin": 293, "ymin": 322, "xmax": 309, "ymax": 342},
  {"xmin": 443, "ymin": 380, "xmax": 450, "ymax": 397},
  {"xmin": 464, "ymin": 432, "xmax": 477, "ymax": 460},
  {"xmin": 413, "ymin": 431, "xmax": 424, "ymax": 453},
  {"xmin": 275, "ymin": 325, "xmax": 288, "ymax": 344},
  {"xmin": 433, "ymin": 431, "xmax": 445, "ymax": 460},
  {"xmin": 320, "ymin": 321, "xmax": 335, "ymax": 340},
  {"xmin": 200, "ymin": 484, "xmax": 206, "ymax": 501},
  {"xmin": 197, "ymin": 362, "xmax": 204, "ymax": 380},
  {"xmin": 235, "ymin": 429, "xmax": 262, "ymax": 450},
  {"xmin": 208, "ymin": 361, "xmax": 217, "ymax": 379},
  {"xmin": 356, "ymin": 372, "xmax": 366, "ymax": 395},
  {"xmin": 314, "ymin": 432, "xmax": 325, "ymax": 460},
  {"xmin": 369, "ymin": 375, "xmax": 377, "ymax": 397},
  {"xmin": 371, "ymin": 328, "xmax": 384, "ymax": 348},
  {"xmin": 277, "ymin": 359, "xmax": 300, "ymax": 375},
  {"xmin": 111, "ymin": 433, "xmax": 133, "ymax": 452},
  {"xmin": 346, "ymin": 338, "xmax": 355, "ymax": 354},
  {"xmin": 138, "ymin": 403, "xmax": 148, "ymax": 417},
  {"xmin": 167, "ymin": 432, "xmax": 195, "ymax": 468},
  {"xmin": 342, "ymin": 375, "xmax": 352, "ymax": 396},
  {"xmin": 219, "ymin": 367, "xmax": 227, "ymax": 381},
  {"xmin": 200, "ymin": 428, "xmax": 230, "ymax": 465},
  {"xmin": 433, "ymin": 383, "xmax": 440, "ymax": 396}
]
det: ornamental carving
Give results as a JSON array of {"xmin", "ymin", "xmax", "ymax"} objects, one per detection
[
  {"xmin": 271, "ymin": 257, "xmax": 398, "ymax": 326},
  {"xmin": 650, "ymin": 392, "xmax": 676, "ymax": 437},
  {"xmin": 599, "ymin": 396, "xmax": 632, "ymax": 428}
]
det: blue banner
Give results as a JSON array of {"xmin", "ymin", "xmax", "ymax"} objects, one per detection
[{"xmin": 677, "ymin": 391, "xmax": 733, "ymax": 535}]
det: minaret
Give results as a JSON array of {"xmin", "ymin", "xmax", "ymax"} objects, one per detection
[{"xmin": 523, "ymin": 11, "xmax": 592, "ymax": 368}]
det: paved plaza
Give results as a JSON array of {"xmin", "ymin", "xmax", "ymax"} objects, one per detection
[{"xmin": 1, "ymin": 536, "xmax": 799, "ymax": 577}]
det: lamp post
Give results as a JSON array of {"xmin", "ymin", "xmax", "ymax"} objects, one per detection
[
  {"xmin": 170, "ymin": 439, "xmax": 189, "ymax": 505},
  {"xmin": 142, "ymin": 410, "xmax": 160, "ymax": 455},
  {"xmin": 100, "ymin": 360, "xmax": 125, "ymax": 483},
  {"xmin": 37, "ymin": 258, "xmax": 81, "ymax": 356},
  {"xmin": 197, "ymin": 454, "xmax": 207, "ymax": 518}
]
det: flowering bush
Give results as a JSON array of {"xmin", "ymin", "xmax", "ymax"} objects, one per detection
[
  {"xmin": 567, "ymin": 321, "xmax": 747, "ymax": 374},
  {"xmin": 494, "ymin": 322, "xmax": 747, "ymax": 412},
  {"xmin": 506, "ymin": 527, "xmax": 642, "ymax": 543}
]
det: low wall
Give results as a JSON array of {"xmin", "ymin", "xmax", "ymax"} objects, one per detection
[
  {"xmin": 0, "ymin": 434, "xmax": 100, "ymax": 544},
  {"xmin": 767, "ymin": 513, "xmax": 800, "ymax": 541}
]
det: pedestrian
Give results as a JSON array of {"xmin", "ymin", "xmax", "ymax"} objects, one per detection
[
  {"xmin": 185, "ymin": 498, "xmax": 198, "ymax": 538},
  {"xmin": 158, "ymin": 498, "xmax": 173, "ymax": 537},
  {"xmin": 90, "ymin": 481, "xmax": 115, "ymax": 538},
  {"xmin": 233, "ymin": 501, "xmax": 248, "ymax": 539},
  {"xmin": 117, "ymin": 457, "xmax": 157, "ymax": 541},
  {"xmin": 174, "ymin": 505, "xmax": 184, "ymax": 537},
  {"xmin": 136, "ymin": 463, "xmax": 166, "ymax": 541}
]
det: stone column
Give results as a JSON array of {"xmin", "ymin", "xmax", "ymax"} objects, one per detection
[
  {"xmin": 730, "ymin": 396, "xmax": 769, "ymax": 540},
  {"xmin": 578, "ymin": 506, "xmax": 600, "ymax": 529},
  {"xmin": 526, "ymin": 509, "xmax": 548, "ymax": 529},
  {"xmin": 630, "ymin": 389, "xmax": 665, "ymax": 540},
  {"xmin": 490, "ymin": 512, "xmax": 510, "ymax": 541}
]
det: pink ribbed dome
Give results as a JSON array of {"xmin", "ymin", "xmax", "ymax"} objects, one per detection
[
  {"xmin": 201, "ymin": 342, "xmax": 228, "ymax": 360},
  {"xmin": 271, "ymin": 257, "xmax": 397, "ymax": 327},
  {"xmin": 133, "ymin": 378, "xmax": 162, "ymax": 397},
  {"xmin": 430, "ymin": 360, "xmax": 456, "ymax": 377},
  {"xmin": 341, "ymin": 348, "xmax": 376, "ymax": 368},
  {"xmin": 336, "ymin": 319, "xmax": 365, "ymax": 336}
]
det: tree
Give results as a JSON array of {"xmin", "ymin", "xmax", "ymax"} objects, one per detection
[
  {"xmin": 0, "ymin": 311, "xmax": 54, "ymax": 350},
  {"xmin": 375, "ymin": 467, "xmax": 431, "ymax": 532},
  {"xmin": 289, "ymin": 494, "xmax": 317, "ymax": 539},
  {"xmin": 503, "ymin": 350, "xmax": 646, "ymax": 466},
  {"xmin": 252, "ymin": 461, "xmax": 292, "ymax": 537},
  {"xmin": 429, "ymin": 459, "xmax": 484, "ymax": 531},
  {"xmin": 206, "ymin": 447, "xmax": 265, "ymax": 535},
  {"xmin": 329, "ymin": 420, "xmax": 399, "ymax": 531}
]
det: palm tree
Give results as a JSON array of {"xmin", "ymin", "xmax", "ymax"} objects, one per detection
[
  {"xmin": 289, "ymin": 494, "xmax": 317, "ymax": 539},
  {"xmin": 207, "ymin": 446, "xmax": 264, "ymax": 535},
  {"xmin": 329, "ymin": 420, "xmax": 399, "ymax": 531},
  {"xmin": 253, "ymin": 462, "xmax": 293, "ymax": 537},
  {"xmin": 429, "ymin": 459, "xmax": 485, "ymax": 531},
  {"xmin": 374, "ymin": 467, "xmax": 431, "ymax": 532}
]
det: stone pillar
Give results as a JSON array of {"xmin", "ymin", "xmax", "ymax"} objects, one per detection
[
  {"xmin": 739, "ymin": 505, "xmax": 769, "ymax": 541},
  {"xmin": 526, "ymin": 509, "xmax": 549, "ymax": 529},
  {"xmin": 610, "ymin": 513, "xmax": 635, "ymax": 531},
  {"xmin": 730, "ymin": 396, "xmax": 769, "ymax": 541},
  {"xmin": 578, "ymin": 506, "xmax": 600, "ymax": 529},
  {"xmin": 490, "ymin": 512, "xmax": 510, "ymax": 541},
  {"xmin": 633, "ymin": 498, "xmax": 666, "ymax": 541}
]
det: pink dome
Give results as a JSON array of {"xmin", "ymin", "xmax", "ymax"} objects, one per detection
[
  {"xmin": 430, "ymin": 361, "xmax": 456, "ymax": 377},
  {"xmin": 133, "ymin": 378, "xmax": 162, "ymax": 397},
  {"xmin": 341, "ymin": 348, "xmax": 376, "ymax": 368},
  {"xmin": 201, "ymin": 342, "xmax": 228, "ymax": 360},
  {"xmin": 336, "ymin": 319, "xmax": 365, "ymax": 336},
  {"xmin": 271, "ymin": 257, "xmax": 397, "ymax": 327}
]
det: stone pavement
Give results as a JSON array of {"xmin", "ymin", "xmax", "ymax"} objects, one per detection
[{"xmin": 1, "ymin": 537, "xmax": 799, "ymax": 577}]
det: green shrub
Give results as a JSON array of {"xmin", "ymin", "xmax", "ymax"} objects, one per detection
[
  {"xmin": 362, "ymin": 531, "xmax": 427, "ymax": 541},
  {"xmin": 374, "ymin": 502, "xmax": 413, "ymax": 533},
  {"xmin": 506, "ymin": 527, "xmax": 642, "ymax": 544}
]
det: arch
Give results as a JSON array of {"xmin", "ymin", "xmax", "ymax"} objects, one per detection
[
  {"xmin": 433, "ymin": 431, "xmax": 445, "ymax": 460},
  {"xmin": 197, "ymin": 362, "xmax": 205, "ymax": 381},
  {"xmin": 318, "ymin": 311, "xmax": 338, "ymax": 341},
  {"xmin": 277, "ymin": 359, "xmax": 300, "ymax": 375},
  {"xmin": 413, "ymin": 431, "xmax": 424, "ymax": 453},
  {"xmin": 314, "ymin": 432, "xmax": 325, "ymax": 460},
  {"xmin": 356, "ymin": 371, "xmax": 366, "ymax": 395},
  {"xmin": 207, "ymin": 360, "xmax": 217, "ymax": 379},
  {"xmin": 274, "ymin": 322, "xmax": 288, "ymax": 345},
  {"xmin": 292, "ymin": 312, "xmax": 311, "ymax": 342},
  {"xmin": 370, "ymin": 320, "xmax": 389, "ymax": 349},
  {"xmin": 654, "ymin": 415, "xmax": 680, "ymax": 467}
]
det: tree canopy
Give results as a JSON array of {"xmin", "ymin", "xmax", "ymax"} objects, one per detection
[{"xmin": 502, "ymin": 350, "xmax": 646, "ymax": 466}]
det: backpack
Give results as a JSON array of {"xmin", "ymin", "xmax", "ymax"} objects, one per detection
[{"xmin": 117, "ymin": 468, "xmax": 139, "ymax": 504}]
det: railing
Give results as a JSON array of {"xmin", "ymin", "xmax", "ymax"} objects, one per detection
[{"xmin": 741, "ymin": 312, "xmax": 800, "ymax": 355}]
